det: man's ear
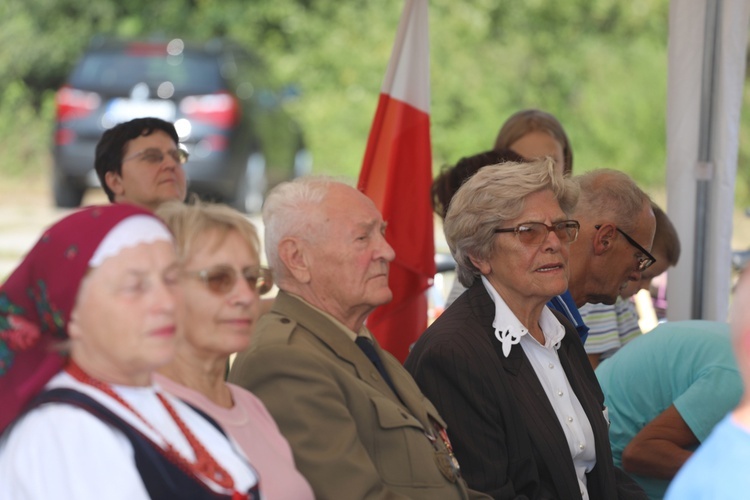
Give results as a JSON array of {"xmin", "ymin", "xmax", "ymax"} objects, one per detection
[
  {"xmin": 105, "ymin": 171, "xmax": 125, "ymax": 198},
  {"xmin": 468, "ymin": 254, "xmax": 491, "ymax": 276},
  {"xmin": 593, "ymin": 223, "xmax": 616, "ymax": 256},
  {"xmin": 278, "ymin": 237, "xmax": 311, "ymax": 284}
]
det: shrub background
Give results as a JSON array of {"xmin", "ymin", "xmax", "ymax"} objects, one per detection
[{"xmin": 1, "ymin": 0, "xmax": 748, "ymax": 205}]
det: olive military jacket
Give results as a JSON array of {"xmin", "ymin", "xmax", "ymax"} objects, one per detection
[{"xmin": 228, "ymin": 291, "xmax": 489, "ymax": 500}]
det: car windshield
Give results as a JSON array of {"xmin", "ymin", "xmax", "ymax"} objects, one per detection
[{"xmin": 70, "ymin": 51, "xmax": 224, "ymax": 95}]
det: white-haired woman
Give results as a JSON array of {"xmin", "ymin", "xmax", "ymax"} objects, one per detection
[{"xmin": 405, "ymin": 158, "xmax": 646, "ymax": 499}]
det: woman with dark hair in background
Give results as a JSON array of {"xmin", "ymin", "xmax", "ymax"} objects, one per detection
[{"xmin": 432, "ymin": 149, "xmax": 525, "ymax": 220}]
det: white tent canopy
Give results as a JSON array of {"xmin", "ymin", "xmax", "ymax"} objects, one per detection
[{"xmin": 666, "ymin": 0, "xmax": 750, "ymax": 322}]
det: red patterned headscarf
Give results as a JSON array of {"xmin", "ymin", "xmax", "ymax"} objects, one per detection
[{"xmin": 0, "ymin": 204, "xmax": 169, "ymax": 434}]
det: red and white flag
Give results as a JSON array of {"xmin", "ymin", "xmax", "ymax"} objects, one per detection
[{"xmin": 358, "ymin": 0, "xmax": 435, "ymax": 363}]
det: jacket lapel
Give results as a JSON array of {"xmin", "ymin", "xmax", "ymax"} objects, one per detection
[
  {"xmin": 556, "ymin": 322, "xmax": 617, "ymax": 499},
  {"xmin": 467, "ymin": 282, "xmax": 583, "ymax": 498},
  {"xmin": 273, "ymin": 291, "xmax": 404, "ymax": 403}
]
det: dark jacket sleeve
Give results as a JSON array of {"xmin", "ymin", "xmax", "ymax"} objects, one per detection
[{"xmin": 405, "ymin": 327, "xmax": 538, "ymax": 499}]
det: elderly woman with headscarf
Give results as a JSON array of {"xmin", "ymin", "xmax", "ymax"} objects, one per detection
[
  {"xmin": 154, "ymin": 199, "xmax": 314, "ymax": 499},
  {"xmin": 0, "ymin": 205, "xmax": 261, "ymax": 499},
  {"xmin": 405, "ymin": 159, "xmax": 645, "ymax": 499}
]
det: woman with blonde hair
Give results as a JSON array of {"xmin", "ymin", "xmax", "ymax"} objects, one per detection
[
  {"xmin": 494, "ymin": 108, "xmax": 574, "ymax": 175},
  {"xmin": 155, "ymin": 199, "xmax": 314, "ymax": 500}
]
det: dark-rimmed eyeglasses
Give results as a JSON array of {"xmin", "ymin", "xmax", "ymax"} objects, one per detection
[
  {"xmin": 183, "ymin": 264, "xmax": 273, "ymax": 296},
  {"xmin": 595, "ymin": 224, "xmax": 656, "ymax": 272},
  {"xmin": 494, "ymin": 220, "xmax": 580, "ymax": 246},
  {"xmin": 123, "ymin": 147, "xmax": 189, "ymax": 165}
]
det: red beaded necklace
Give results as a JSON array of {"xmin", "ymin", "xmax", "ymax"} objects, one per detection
[{"xmin": 65, "ymin": 361, "xmax": 242, "ymax": 495}]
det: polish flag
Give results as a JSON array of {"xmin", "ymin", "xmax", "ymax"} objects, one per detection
[{"xmin": 358, "ymin": 0, "xmax": 435, "ymax": 363}]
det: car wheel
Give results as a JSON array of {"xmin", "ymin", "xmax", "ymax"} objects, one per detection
[
  {"xmin": 234, "ymin": 152, "xmax": 267, "ymax": 214},
  {"xmin": 53, "ymin": 171, "xmax": 85, "ymax": 208}
]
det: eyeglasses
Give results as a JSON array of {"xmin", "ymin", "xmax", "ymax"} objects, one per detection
[
  {"xmin": 494, "ymin": 220, "xmax": 580, "ymax": 246},
  {"xmin": 183, "ymin": 265, "xmax": 274, "ymax": 296},
  {"xmin": 123, "ymin": 147, "xmax": 189, "ymax": 165},
  {"xmin": 595, "ymin": 224, "xmax": 656, "ymax": 272}
]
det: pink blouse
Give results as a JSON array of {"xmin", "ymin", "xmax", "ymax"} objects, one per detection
[{"xmin": 154, "ymin": 374, "xmax": 314, "ymax": 500}]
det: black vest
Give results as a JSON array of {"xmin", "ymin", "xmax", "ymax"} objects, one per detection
[{"xmin": 29, "ymin": 388, "xmax": 261, "ymax": 500}]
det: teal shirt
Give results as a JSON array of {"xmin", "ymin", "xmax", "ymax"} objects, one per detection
[{"xmin": 595, "ymin": 320, "xmax": 742, "ymax": 499}]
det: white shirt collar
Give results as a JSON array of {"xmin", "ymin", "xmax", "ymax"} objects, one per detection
[{"xmin": 481, "ymin": 276, "xmax": 566, "ymax": 357}]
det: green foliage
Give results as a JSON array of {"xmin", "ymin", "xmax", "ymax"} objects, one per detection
[
  {"xmin": 0, "ymin": 83, "xmax": 54, "ymax": 177},
  {"xmin": 427, "ymin": 0, "xmax": 669, "ymax": 185},
  {"xmin": 736, "ymin": 85, "xmax": 750, "ymax": 205},
  {"xmin": 2, "ymin": 0, "xmax": 748, "ymax": 207}
]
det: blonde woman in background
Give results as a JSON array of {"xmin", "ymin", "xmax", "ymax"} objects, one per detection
[{"xmin": 155, "ymin": 200, "xmax": 314, "ymax": 500}]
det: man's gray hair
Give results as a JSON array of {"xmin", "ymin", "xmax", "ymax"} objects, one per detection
[
  {"xmin": 572, "ymin": 169, "xmax": 652, "ymax": 233},
  {"xmin": 262, "ymin": 176, "xmax": 338, "ymax": 285},
  {"xmin": 445, "ymin": 157, "xmax": 579, "ymax": 288}
]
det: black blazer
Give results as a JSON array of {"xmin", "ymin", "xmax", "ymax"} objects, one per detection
[{"xmin": 405, "ymin": 281, "xmax": 645, "ymax": 499}]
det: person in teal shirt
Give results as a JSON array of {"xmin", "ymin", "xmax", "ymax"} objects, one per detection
[
  {"xmin": 666, "ymin": 271, "xmax": 750, "ymax": 499},
  {"xmin": 596, "ymin": 320, "xmax": 742, "ymax": 499}
]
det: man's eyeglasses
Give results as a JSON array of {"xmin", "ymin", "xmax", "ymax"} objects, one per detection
[
  {"xmin": 183, "ymin": 265, "xmax": 273, "ymax": 296},
  {"xmin": 123, "ymin": 147, "xmax": 189, "ymax": 165},
  {"xmin": 494, "ymin": 220, "xmax": 580, "ymax": 246},
  {"xmin": 595, "ymin": 224, "xmax": 656, "ymax": 272}
]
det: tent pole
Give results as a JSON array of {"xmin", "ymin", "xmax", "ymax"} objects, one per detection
[{"xmin": 692, "ymin": 0, "xmax": 721, "ymax": 319}]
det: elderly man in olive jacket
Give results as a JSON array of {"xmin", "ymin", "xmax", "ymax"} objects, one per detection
[{"xmin": 229, "ymin": 176, "xmax": 488, "ymax": 500}]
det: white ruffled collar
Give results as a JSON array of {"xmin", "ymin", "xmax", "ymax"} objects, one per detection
[{"xmin": 480, "ymin": 276, "xmax": 565, "ymax": 357}]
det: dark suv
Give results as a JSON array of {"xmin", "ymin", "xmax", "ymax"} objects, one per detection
[{"xmin": 52, "ymin": 37, "xmax": 311, "ymax": 212}]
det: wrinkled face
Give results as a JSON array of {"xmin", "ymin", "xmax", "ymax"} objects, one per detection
[
  {"xmin": 620, "ymin": 248, "xmax": 669, "ymax": 299},
  {"xmin": 510, "ymin": 131, "xmax": 565, "ymax": 174},
  {"xmin": 308, "ymin": 185, "xmax": 396, "ymax": 323},
  {"xmin": 179, "ymin": 230, "xmax": 261, "ymax": 357},
  {"xmin": 592, "ymin": 204, "xmax": 656, "ymax": 305},
  {"xmin": 68, "ymin": 241, "xmax": 179, "ymax": 385},
  {"xmin": 474, "ymin": 189, "xmax": 570, "ymax": 310},
  {"xmin": 106, "ymin": 130, "xmax": 187, "ymax": 211}
]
